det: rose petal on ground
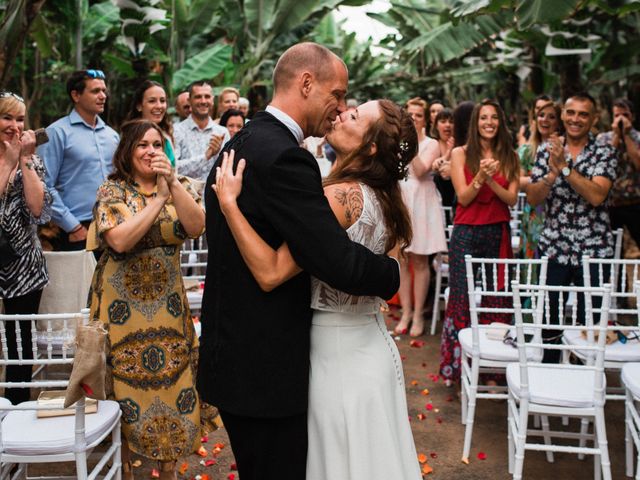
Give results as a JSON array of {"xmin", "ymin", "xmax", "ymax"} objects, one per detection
[
  {"xmin": 213, "ymin": 443, "xmax": 225, "ymax": 449},
  {"xmin": 430, "ymin": 452, "xmax": 437, "ymax": 458},
  {"xmin": 422, "ymin": 463, "xmax": 433, "ymax": 475},
  {"xmin": 421, "ymin": 389, "xmax": 429, "ymax": 396},
  {"xmin": 425, "ymin": 403, "xmax": 433, "ymax": 411},
  {"xmin": 197, "ymin": 446, "xmax": 208, "ymax": 457},
  {"xmin": 201, "ymin": 475, "xmax": 211, "ymax": 480},
  {"xmin": 179, "ymin": 462, "xmax": 188, "ymax": 474},
  {"xmin": 417, "ymin": 413, "xmax": 426, "ymax": 420},
  {"xmin": 437, "ymin": 417, "xmax": 443, "ymax": 424},
  {"xmin": 227, "ymin": 474, "xmax": 235, "ymax": 480},
  {"xmin": 151, "ymin": 469, "xmax": 160, "ymax": 478},
  {"xmin": 230, "ymin": 463, "xmax": 237, "ymax": 471},
  {"xmin": 201, "ymin": 436, "xmax": 209, "ymax": 443},
  {"xmin": 401, "ymin": 356, "xmax": 407, "ymax": 361},
  {"xmin": 418, "ymin": 453, "xmax": 427, "ymax": 464},
  {"xmin": 205, "ymin": 460, "xmax": 216, "ymax": 467},
  {"xmin": 411, "ymin": 380, "xmax": 419, "ymax": 386},
  {"xmin": 421, "ymin": 362, "xmax": 427, "ymax": 367},
  {"xmin": 409, "ymin": 340, "xmax": 426, "ymax": 348},
  {"xmin": 477, "ymin": 452, "xmax": 487, "ymax": 460}
]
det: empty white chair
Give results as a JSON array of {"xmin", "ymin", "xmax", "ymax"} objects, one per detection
[
  {"xmin": 430, "ymin": 223, "xmax": 454, "ymax": 335},
  {"xmin": 459, "ymin": 255, "xmax": 548, "ymax": 462},
  {"xmin": 623, "ymin": 361, "xmax": 640, "ymax": 479},
  {"xmin": 562, "ymin": 256, "xmax": 640, "ymax": 401},
  {"xmin": 0, "ymin": 310, "xmax": 122, "ymax": 480},
  {"xmin": 507, "ymin": 282, "xmax": 613, "ymax": 480}
]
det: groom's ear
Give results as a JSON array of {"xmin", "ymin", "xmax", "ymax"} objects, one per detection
[{"xmin": 300, "ymin": 72, "xmax": 313, "ymax": 98}]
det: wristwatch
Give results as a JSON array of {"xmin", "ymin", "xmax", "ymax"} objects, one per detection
[{"xmin": 561, "ymin": 166, "xmax": 571, "ymax": 177}]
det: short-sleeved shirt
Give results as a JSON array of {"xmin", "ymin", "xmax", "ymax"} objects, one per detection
[
  {"xmin": 596, "ymin": 128, "xmax": 640, "ymax": 206},
  {"xmin": 531, "ymin": 133, "xmax": 617, "ymax": 266}
]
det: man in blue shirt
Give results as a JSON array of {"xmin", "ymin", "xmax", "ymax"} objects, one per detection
[{"xmin": 38, "ymin": 70, "xmax": 119, "ymax": 250}]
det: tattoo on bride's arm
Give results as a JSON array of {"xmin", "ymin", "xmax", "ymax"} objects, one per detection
[{"xmin": 334, "ymin": 187, "xmax": 363, "ymax": 223}]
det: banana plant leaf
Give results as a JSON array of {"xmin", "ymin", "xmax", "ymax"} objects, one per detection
[{"xmin": 171, "ymin": 41, "xmax": 232, "ymax": 93}]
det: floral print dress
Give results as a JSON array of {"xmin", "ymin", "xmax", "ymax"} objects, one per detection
[
  {"xmin": 518, "ymin": 144, "xmax": 545, "ymax": 259},
  {"xmin": 87, "ymin": 177, "xmax": 204, "ymax": 461}
]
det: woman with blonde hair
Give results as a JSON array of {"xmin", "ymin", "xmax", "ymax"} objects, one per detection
[
  {"xmin": 215, "ymin": 87, "xmax": 240, "ymax": 122},
  {"xmin": 518, "ymin": 99, "xmax": 561, "ymax": 258},
  {"xmin": 395, "ymin": 97, "xmax": 447, "ymax": 337}
]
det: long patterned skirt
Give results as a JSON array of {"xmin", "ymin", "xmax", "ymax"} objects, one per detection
[{"xmin": 439, "ymin": 223, "xmax": 512, "ymax": 382}]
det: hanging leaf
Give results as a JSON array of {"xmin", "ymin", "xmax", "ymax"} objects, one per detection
[
  {"xmin": 516, "ymin": 0, "xmax": 580, "ymax": 28},
  {"xmin": 171, "ymin": 42, "xmax": 233, "ymax": 93}
]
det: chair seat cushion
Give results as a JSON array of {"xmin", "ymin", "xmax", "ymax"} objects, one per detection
[
  {"xmin": 0, "ymin": 397, "xmax": 12, "ymax": 420},
  {"xmin": 507, "ymin": 363, "xmax": 605, "ymax": 408},
  {"xmin": 622, "ymin": 363, "xmax": 640, "ymax": 398},
  {"xmin": 459, "ymin": 328, "xmax": 543, "ymax": 362},
  {"xmin": 1, "ymin": 400, "xmax": 120, "ymax": 455},
  {"xmin": 564, "ymin": 330, "xmax": 640, "ymax": 363}
]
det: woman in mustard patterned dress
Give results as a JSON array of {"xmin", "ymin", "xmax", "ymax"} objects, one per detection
[{"xmin": 87, "ymin": 119, "xmax": 205, "ymax": 480}]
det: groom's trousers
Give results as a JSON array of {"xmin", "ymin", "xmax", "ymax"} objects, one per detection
[{"xmin": 219, "ymin": 409, "xmax": 308, "ymax": 480}]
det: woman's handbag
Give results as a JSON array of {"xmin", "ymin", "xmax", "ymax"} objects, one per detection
[
  {"xmin": 64, "ymin": 321, "xmax": 108, "ymax": 408},
  {"xmin": 0, "ymin": 187, "xmax": 19, "ymax": 268}
]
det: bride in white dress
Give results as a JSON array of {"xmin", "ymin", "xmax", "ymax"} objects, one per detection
[{"xmin": 213, "ymin": 99, "xmax": 422, "ymax": 480}]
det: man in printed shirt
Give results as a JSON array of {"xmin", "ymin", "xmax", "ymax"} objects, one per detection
[
  {"xmin": 38, "ymin": 69, "xmax": 119, "ymax": 251},
  {"xmin": 527, "ymin": 92, "xmax": 617, "ymax": 361},
  {"xmin": 173, "ymin": 81, "xmax": 230, "ymax": 183}
]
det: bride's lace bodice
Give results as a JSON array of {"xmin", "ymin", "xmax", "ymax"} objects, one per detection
[{"xmin": 310, "ymin": 183, "xmax": 389, "ymax": 314}]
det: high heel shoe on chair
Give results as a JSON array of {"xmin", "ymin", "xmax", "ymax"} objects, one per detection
[{"xmin": 159, "ymin": 461, "xmax": 177, "ymax": 480}]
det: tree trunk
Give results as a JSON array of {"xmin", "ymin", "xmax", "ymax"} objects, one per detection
[
  {"xmin": 0, "ymin": 0, "xmax": 47, "ymax": 89},
  {"xmin": 558, "ymin": 56, "xmax": 583, "ymax": 102}
]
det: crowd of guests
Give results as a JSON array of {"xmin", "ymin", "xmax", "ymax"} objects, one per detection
[{"xmin": 0, "ymin": 58, "xmax": 638, "ymax": 479}]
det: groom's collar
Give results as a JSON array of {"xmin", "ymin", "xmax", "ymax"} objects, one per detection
[{"xmin": 265, "ymin": 105, "xmax": 304, "ymax": 146}]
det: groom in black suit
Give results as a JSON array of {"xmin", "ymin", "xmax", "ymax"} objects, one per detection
[{"xmin": 197, "ymin": 43, "xmax": 400, "ymax": 480}]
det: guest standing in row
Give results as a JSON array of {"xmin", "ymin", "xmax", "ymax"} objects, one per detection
[
  {"xmin": 87, "ymin": 120, "xmax": 205, "ymax": 480},
  {"xmin": 440, "ymin": 99, "xmax": 519, "ymax": 384},
  {"xmin": 39, "ymin": 69, "xmax": 119, "ymax": 251},
  {"xmin": 397, "ymin": 97, "xmax": 447, "ymax": 337},
  {"xmin": 0, "ymin": 92, "xmax": 51, "ymax": 403}
]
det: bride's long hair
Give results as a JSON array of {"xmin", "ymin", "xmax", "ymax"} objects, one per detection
[{"xmin": 324, "ymin": 99, "xmax": 416, "ymax": 252}]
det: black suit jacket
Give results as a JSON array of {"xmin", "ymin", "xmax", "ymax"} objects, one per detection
[{"xmin": 197, "ymin": 111, "xmax": 400, "ymax": 417}]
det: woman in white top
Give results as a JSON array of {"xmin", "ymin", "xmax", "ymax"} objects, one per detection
[{"xmin": 396, "ymin": 97, "xmax": 447, "ymax": 337}]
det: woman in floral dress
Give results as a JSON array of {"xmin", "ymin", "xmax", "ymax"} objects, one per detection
[
  {"xmin": 87, "ymin": 119, "xmax": 205, "ymax": 480},
  {"xmin": 518, "ymin": 100, "xmax": 561, "ymax": 259}
]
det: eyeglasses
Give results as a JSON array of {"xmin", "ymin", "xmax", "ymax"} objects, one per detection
[
  {"xmin": 0, "ymin": 91, "xmax": 25, "ymax": 103},
  {"xmin": 85, "ymin": 69, "xmax": 105, "ymax": 79}
]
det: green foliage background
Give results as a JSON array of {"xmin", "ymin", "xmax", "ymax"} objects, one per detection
[{"xmin": 1, "ymin": 0, "xmax": 639, "ymax": 129}]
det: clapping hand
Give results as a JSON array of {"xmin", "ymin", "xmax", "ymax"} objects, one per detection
[
  {"xmin": 206, "ymin": 133, "xmax": 225, "ymax": 160},
  {"xmin": 212, "ymin": 149, "xmax": 246, "ymax": 212},
  {"xmin": 150, "ymin": 152, "xmax": 174, "ymax": 200},
  {"xmin": 480, "ymin": 158, "xmax": 499, "ymax": 179},
  {"xmin": 19, "ymin": 130, "xmax": 36, "ymax": 158},
  {"xmin": 546, "ymin": 133, "xmax": 566, "ymax": 174}
]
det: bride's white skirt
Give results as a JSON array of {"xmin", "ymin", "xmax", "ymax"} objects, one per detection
[{"xmin": 306, "ymin": 310, "xmax": 422, "ymax": 480}]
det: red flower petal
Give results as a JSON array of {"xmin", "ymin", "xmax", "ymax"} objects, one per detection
[
  {"xmin": 477, "ymin": 452, "xmax": 487, "ymax": 460},
  {"xmin": 179, "ymin": 462, "xmax": 188, "ymax": 474},
  {"xmin": 230, "ymin": 463, "xmax": 237, "ymax": 471},
  {"xmin": 151, "ymin": 469, "xmax": 160, "ymax": 478},
  {"xmin": 204, "ymin": 460, "xmax": 216, "ymax": 467},
  {"xmin": 227, "ymin": 474, "xmax": 235, "ymax": 480},
  {"xmin": 430, "ymin": 452, "xmax": 438, "ymax": 458},
  {"xmin": 197, "ymin": 446, "xmax": 208, "ymax": 457},
  {"xmin": 425, "ymin": 403, "xmax": 434, "ymax": 411},
  {"xmin": 201, "ymin": 436, "xmax": 209, "ymax": 443}
]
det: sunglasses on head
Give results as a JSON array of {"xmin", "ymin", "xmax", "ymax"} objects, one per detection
[
  {"xmin": 0, "ymin": 91, "xmax": 25, "ymax": 103},
  {"xmin": 85, "ymin": 69, "xmax": 105, "ymax": 79}
]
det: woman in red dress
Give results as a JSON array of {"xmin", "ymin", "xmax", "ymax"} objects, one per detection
[{"xmin": 439, "ymin": 99, "xmax": 519, "ymax": 385}]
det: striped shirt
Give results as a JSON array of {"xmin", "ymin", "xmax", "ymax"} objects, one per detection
[{"xmin": 0, "ymin": 155, "xmax": 52, "ymax": 298}]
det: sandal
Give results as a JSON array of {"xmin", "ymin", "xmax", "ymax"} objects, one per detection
[{"xmin": 159, "ymin": 461, "xmax": 177, "ymax": 480}]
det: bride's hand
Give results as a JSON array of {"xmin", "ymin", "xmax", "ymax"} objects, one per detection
[{"xmin": 212, "ymin": 149, "xmax": 246, "ymax": 213}]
